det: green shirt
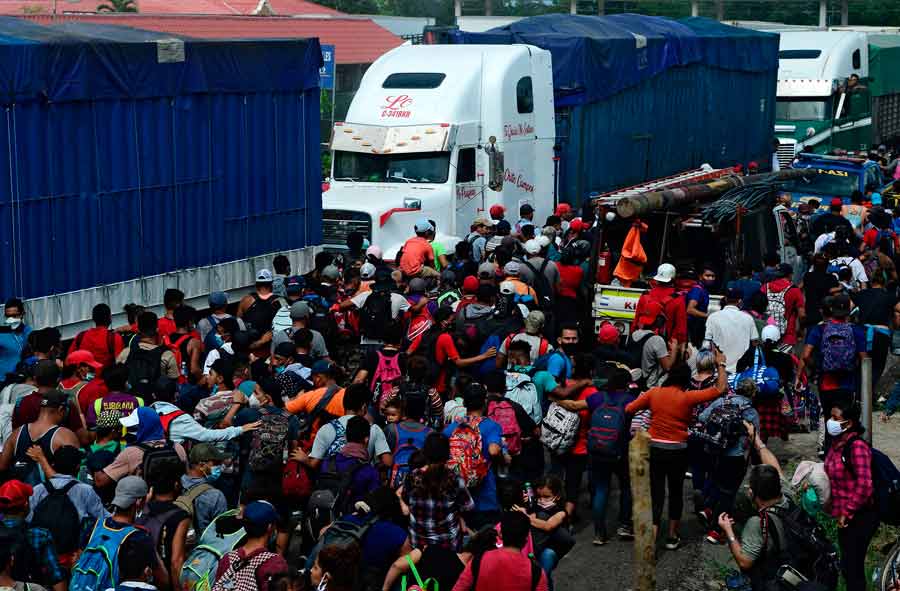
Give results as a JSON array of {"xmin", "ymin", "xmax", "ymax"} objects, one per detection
[
  {"xmin": 431, "ymin": 241, "xmax": 447, "ymax": 271},
  {"xmin": 511, "ymin": 364, "xmax": 558, "ymax": 407}
]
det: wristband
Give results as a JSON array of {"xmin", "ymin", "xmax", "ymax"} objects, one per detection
[{"xmin": 727, "ymin": 536, "xmax": 737, "ymax": 544}]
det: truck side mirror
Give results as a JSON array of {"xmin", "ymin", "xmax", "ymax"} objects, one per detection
[{"xmin": 485, "ymin": 136, "xmax": 504, "ymax": 192}]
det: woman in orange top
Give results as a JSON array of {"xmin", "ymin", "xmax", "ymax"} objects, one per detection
[{"xmin": 625, "ymin": 348, "xmax": 727, "ymax": 550}]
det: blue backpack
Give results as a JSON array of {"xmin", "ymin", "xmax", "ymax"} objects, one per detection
[
  {"xmin": 179, "ymin": 510, "xmax": 245, "ymax": 591},
  {"xmin": 586, "ymin": 392, "xmax": 628, "ymax": 461},
  {"xmin": 531, "ymin": 349, "xmax": 567, "ymax": 379},
  {"xmin": 70, "ymin": 518, "xmax": 137, "ymax": 591},
  {"xmin": 842, "ymin": 437, "xmax": 900, "ymax": 526},
  {"xmin": 388, "ymin": 422, "xmax": 432, "ymax": 489},
  {"xmin": 729, "ymin": 347, "xmax": 781, "ymax": 399},
  {"xmin": 820, "ymin": 322, "xmax": 857, "ymax": 373}
]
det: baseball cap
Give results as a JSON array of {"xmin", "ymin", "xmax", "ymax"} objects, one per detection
[
  {"xmin": 499, "ymin": 281, "xmax": 516, "ymax": 296},
  {"xmin": 360, "ymin": 263, "xmax": 376, "ymax": 280},
  {"xmin": 290, "ymin": 301, "xmax": 311, "ymax": 320},
  {"xmin": 462, "ymin": 276, "xmax": 479, "ymax": 294},
  {"xmin": 285, "ymin": 275, "xmax": 304, "ymax": 294},
  {"xmin": 190, "ymin": 443, "xmax": 227, "ymax": 464},
  {"xmin": 321, "ymin": 265, "xmax": 340, "ymax": 282},
  {"xmin": 208, "ymin": 291, "xmax": 228, "ymax": 307},
  {"xmin": 440, "ymin": 269, "xmax": 457, "ymax": 285},
  {"xmin": 112, "ymin": 476, "xmax": 149, "ymax": 510},
  {"xmin": 653, "ymin": 263, "xmax": 676, "ymax": 283},
  {"xmin": 489, "ymin": 204, "xmax": 506, "ymax": 218},
  {"xmin": 414, "ymin": 218, "xmax": 434, "ymax": 233},
  {"xmin": 776, "ymin": 263, "xmax": 793, "ymax": 278},
  {"xmin": 366, "ymin": 245, "xmax": 383, "ymax": 260},
  {"xmin": 243, "ymin": 500, "xmax": 279, "ymax": 527},
  {"xmin": 555, "ymin": 203, "xmax": 572, "ymax": 216},
  {"xmin": 524, "ymin": 310, "xmax": 545, "ymax": 333},
  {"xmin": 310, "ymin": 360, "xmax": 334, "ymax": 375},
  {"xmin": 495, "ymin": 219, "xmax": 512, "ymax": 235},
  {"xmin": 409, "ymin": 278, "xmax": 427, "ymax": 294},
  {"xmin": 872, "ymin": 192, "xmax": 883, "ymax": 205},
  {"xmin": 597, "ymin": 322, "xmax": 620, "ymax": 345},
  {"xmin": 830, "ymin": 197, "xmax": 843, "ymax": 208},
  {"xmin": 520, "ymin": 203, "xmax": 534, "ymax": 214},
  {"xmin": 725, "ymin": 287, "xmax": 744, "ymax": 302},
  {"xmin": 503, "ymin": 261, "xmax": 521, "ymax": 276},
  {"xmin": 478, "ymin": 262, "xmax": 497, "ymax": 279},
  {"xmin": 761, "ymin": 324, "xmax": 781, "ymax": 343},
  {"xmin": 65, "ymin": 349, "xmax": 102, "ymax": 370},
  {"xmin": 41, "ymin": 389, "xmax": 70, "ymax": 409},
  {"xmin": 0, "ymin": 480, "xmax": 33, "ymax": 510},
  {"xmin": 569, "ymin": 219, "xmax": 587, "ymax": 233},
  {"xmin": 472, "ymin": 216, "xmax": 495, "ymax": 228},
  {"xmin": 748, "ymin": 161, "xmax": 759, "ymax": 170},
  {"xmin": 256, "ymin": 268, "xmax": 274, "ymax": 283},
  {"xmin": 119, "ymin": 407, "xmax": 142, "ymax": 429},
  {"xmin": 274, "ymin": 342, "xmax": 296, "ymax": 359},
  {"xmin": 524, "ymin": 239, "xmax": 541, "ymax": 255}
]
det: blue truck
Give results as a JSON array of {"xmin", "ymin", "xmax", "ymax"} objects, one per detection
[
  {"xmin": 779, "ymin": 152, "xmax": 896, "ymax": 206},
  {"xmin": 0, "ymin": 19, "xmax": 323, "ymax": 335}
]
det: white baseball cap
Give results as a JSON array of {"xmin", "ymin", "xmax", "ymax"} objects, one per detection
[
  {"xmin": 360, "ymin": 262, "xmax": 376, "ymax": 280},
  {"xmin": 652, "ymin": 263, "xmax": 676, "ymax": 283},
  {"xmin": 761, "ymin": 324, "xmax": 781, "ymax": 343},
  {"xmin": 524, "ymin": 239, "xmax": 541, "ymax": 255}
]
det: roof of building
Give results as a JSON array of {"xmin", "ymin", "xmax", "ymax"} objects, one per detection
[
  {"xmin": 21, "ymin": 13, "xmax": 403, "ymax": 63},
  {"xmin": 0, "ymin": 0, "xmax": 342, "ymax": 16}
]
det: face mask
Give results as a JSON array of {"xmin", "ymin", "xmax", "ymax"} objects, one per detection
[
  {"xmin": 249, "ymin": 395, "xmax": 262, "ymax": 409},
  {"xmin": 511, "ymin": 365, "xmax": 532, "ymax": 374},
  {"xmin": 702, "ymin": 279, "xmax": 715, "ymax": 287},
  {"xmin": 213, "ymin": 334, "xmax": 225, "ymax": 347},
  {"xmin": 537, "ymin": 498, "xmax": 557, "ymax": 509},
  {"xmin": 560, "ymin": 343, "xmax": 578, "ymax": 355},
  {"xmin": 207, "ymin": 465, "xmax": 224, "ymax": 482},
  {"xmin": 274, "ymin": 366, "xmax": 286, "ymax": 375},
  {"xmin": 826, "ymin": 419, "xmax": 847, "ymax": 437},
  {"xmin": 84, "ymin": 372, "xmax": 95, "ymax": 382},
  {"xmin": 5, "ymin": 317, "xmax": 22, "ymax": 330},
  {"xmin": 800, "ymin": 487, "xmax": 820, "ymax": 515}
]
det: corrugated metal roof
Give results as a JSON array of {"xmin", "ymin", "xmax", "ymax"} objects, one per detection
[
  {"xmin": 0, "ymin": 0, "xmax": 342, "ymax": 15},
  {"xmin": 22, "ymin": 13, "xmax": 403, "ymax": 63}
]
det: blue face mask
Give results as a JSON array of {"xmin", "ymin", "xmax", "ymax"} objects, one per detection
[
  {"xmin": 213, "ymin": 334, "xmax": 225, "ymax": 347},
  {"xmin": 207, "ymin": 465, "xmax": 224, "ymax": 482},
  {"xmin": 210, "ymin": 384, "xmax": 219, "ymax": 396},
  {"xmin": 274, "ymin": 366, "xmax": 286, "ymax": 375},
  {"xmin": 84, "ymin": 372, "xmax": 95, "ymax": 382}
]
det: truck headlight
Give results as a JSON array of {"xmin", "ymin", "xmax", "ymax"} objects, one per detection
[{"xmin": 806, "ymin": 127, "xmax": 815, "ymax": 138}]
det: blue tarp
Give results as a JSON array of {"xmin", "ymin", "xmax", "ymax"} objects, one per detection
[
  {"xmin": 454, "ymin": 14, "xmax": 778, "ymax": 106},
  {"xmin": 0, "ymin": 17, "xmax": 322, "ymax": 106}
]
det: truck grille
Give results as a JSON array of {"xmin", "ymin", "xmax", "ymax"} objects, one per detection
[
  {"xmin": 777, "ymin": 142, "xmax": 797, "ymax": 169},
  {"xmin": 322, "ymin": 209, "xmax": 372, "ymax": 247}
]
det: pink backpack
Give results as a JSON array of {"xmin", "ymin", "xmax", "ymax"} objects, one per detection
[
  {"xmin": 371, "ymin": 351, "xmax": 403, "ymax": 408},
  {"xmin": 487, "ymin": 398, "xmax": 523, "ymax": 455},
  {"xmin": 447, "ymin": 416, "xmax": 489, "ymax": 488}
]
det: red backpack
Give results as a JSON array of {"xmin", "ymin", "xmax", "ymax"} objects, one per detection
[
  {"xmin": 447, "ymin": 416, "xmax": 489, "ymax": 489},
  {"xmin": 502, "ymin": 331, "xmax": 549, "ymax": 358},
  {"xmin": 486, "ymin": 397, "xmax": 523, "ymax": 455},
  {"xmin": 370, "ymin": 351, "xmax": 404, "ymax": 409},
  {"xmin": 635, "ymin": 292, "xmax": 676, "ymax": 337},
  {"xmin": 162, "ymin": 333, "xmax": 193, "ymax": 385}
]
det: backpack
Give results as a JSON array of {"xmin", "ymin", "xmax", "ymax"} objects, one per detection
[
  {"xmin": 192, "ymin": 391, "xmax": 234, "ymax": 428},
  {"xmin": 248, "ymin": 406, "xmax": 290, "ymax": 472},
  {"xmin": 138, "ymin": 440, "xmax": 184, "ymax": 483},
  {"xmin": 30, "ymin": 479, "xmax": 81, "ymax": 554},
  {"xmin": 296, "ymin": 384, "xmax": 341, "ymax": 442},
  {"xmin": 414, "ymin": 328, "xmax": 444, "ymax": 384},
  {"xmin": 486, "ymin": 397, "xmax": 523, "ymax": 456},
  {"xmin": 520, "ymin": 257, "xmax": 554, "ymax": 310},
  {"xmin": 125, "ymin": 340, "xmax": 165, "ymax": 399},
  {"xmin": 398, "ymin": 380, "xmax": 433, "ymax": 425},
  {"xmin": 540, "ymin": 402, "xmax": 580, "ymax": 454},
  {"xmin": 764, "ymin": 284, "xmax": 789, "ymax": 336},
  {"xmin": 242, "ymin": 293, "xmax": 281, "ymax": 335},
  {"xmin": 70, "ymin": 519, "xmax": 138, "ymax": 591},
  {"xmin": 321, "ymin": 512, "xmax": 378, "ymax": 549},
  {"xmin": 271, "ymin": 304, "xmax": 293, "ymax": 335},
  {"xmin": 634, "ymin": 292, "xmax": 675, "ymax": 338},
  {"xmin": 307, "ymin": 456, "xmax": 367, "ymax": 526},
  {"xmin": 696, "ymin": 400, "xmax": 749, "ymax": 455},
  {"xmin": 371, "ymin": 350, "xmax": 403, "ymax": 409},
  {"xmin": 388, "ymin": 422, "xmax": 432, "ymax": 489},
  {"xmin": 180, "ymin": 510, "xmax": 245, "ymax": 591},
  {"xmin": 163, "ymin": 333, "xmax": 193, "ymax": 385},
  {"xmin": 447, "ymin": 416, "xmax": 489, "ymax": 489},
  {"xmin": 202, "ymin": 316, "xmax": 223, "ymax": 357},
  {"xmin": 624, "ymin": 332, "xmax": 654, "ymax": 372},
  {"xmin": 586, "ymin": 393, "xmax": 628, "ymax": 461},
  {"xmin": 136, "ymin": 503, "xmax": 187, "ymax": 563},
  {"xmin": 820, "ymin": 322, "xmax": 857, "ymax": 373},
  {"xmin": 323, "ymin": 418, "xmax": 348, "ymax": 459},
  {"xmin": 505, "ymin": 372, "xmax": 540, "ymax": 422},
  {"xmin": 211, "ymin": 549, "xmax": 281, "ymax": 591},
  {"xmin": 841, "ymin": 436, "xmax": 900, "ymax": 526},
  {"xmin": 531, "ymin": 349, "xmax": 566, "ymax": 376},
  {"xmin": 755, "ymin": 499, "xmax": 840, "ymax": 591},
  {"xmin": 470, "ymin": 551, "xmax": 542, "ymax": 591},
  {"xmin": 302, "ymin": 294, "xmax": 340, "ymax": 350},
  {"xmin": 503, "ymin": 332, "xmax": 549, "ymax": 358},
  {"xmin": 731, "ymin": 347, "xmax": 782, "ymax": 400},
  {"xmin": 174, "ymin": 482, "xmax": 214, "ymax": 529},
  {"xmin": 359, "ymin": 289, "xmax": 394, "ymax": 341},
  {"xmin": 401, "ymin": 553, "xmax": 439, "ymax": 591}
]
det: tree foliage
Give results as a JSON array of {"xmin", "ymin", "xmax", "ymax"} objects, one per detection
[{"xmin": 96, "ymin": 0, "xmax": 137, "ymax": 12}]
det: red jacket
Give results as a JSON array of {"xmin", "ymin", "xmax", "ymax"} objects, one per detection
[{"xmin": 632, "ymin": 286, "xmax": 688, "ymax": 343}]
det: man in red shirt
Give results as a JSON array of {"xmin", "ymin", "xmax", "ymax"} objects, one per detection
[
  {"xmin": 60, "ymin": 350, "xmax": 108, "ymax": 416},
  {"xmin": 156, "ymin": 288, "xmax": 184, "ymax": 340},
  {"xmin": 760, "ymin": 264, "xmax": 805, "ymax": 348},
  {"xmin": 632, "ymin": 263, "xmax": 688, "ymax": 348},
  {"xmin": 399, "ymin": 219, "xmax": 440, "ymax": 279},
  {"xmin": 67, "ymin": 303, "xmax": 124, "ymax": 371},
  {"xmin": 414, "ymin": 307, "xmax": 496, "ymax": 395}
]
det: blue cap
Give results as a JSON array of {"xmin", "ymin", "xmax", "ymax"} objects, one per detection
[
  {"xmin": 310, "ymin": 360, "xmax": 334, "ymax": 375},
  {"xmin": 285, "ymin": 275, "xmax": 304, "ymax": 294},
  {"xmin": 414, "ymin": 218, "xmax": 433, "ymax": 233},
  {"xmin": 872, "ymin": 192, "xmax": 883, "ymax": 205},
  {"xmin": 208, "ymin": 291, "xmax": 228, "ymax": 307},
  {"xmin": 243, "ymin": 501, "xmax": 278, "ymax": 527}
]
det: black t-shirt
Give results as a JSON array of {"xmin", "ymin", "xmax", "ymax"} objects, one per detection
[
  {"xmin": 416, "ymin": 546, "xmax": 465, "ymax": 591},
  {"xmin": 802, "ymin": 270, "xmax": 839, "ymax": 325},
  {"xmin": 854, "ymin": 287, "xmax": 897, "ymax": 326},
  {"xmin": 809, "ymin": 212, "xmax": 852, "ymax": 240}
]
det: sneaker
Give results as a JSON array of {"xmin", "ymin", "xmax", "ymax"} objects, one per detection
[
  {"xmin": 664, "ymin": 536, "xmax": 681, "ymax": 550},
  {"xmin": 592, "ymin": 535, "xmax": 608, "ymax": 546},
  {"xmin": 697, "ymin": 508, "xmax": 713, "ymax": 529},
  {"xmin": 616, "ymin": 525, "xmax": 634, "ymax": 540},
  {"xmin": 705, "ymin": 530, "xmax": 725, "ymax": 545}
]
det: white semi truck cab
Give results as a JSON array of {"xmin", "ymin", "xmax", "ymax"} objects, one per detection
[{"xmin": 322, "ymin": 44, "xmax": 556, "ymax": 259}]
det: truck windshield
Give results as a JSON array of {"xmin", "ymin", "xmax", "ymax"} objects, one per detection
[
  {"xmin": 781, "ymin": 169, "xmax": 859, "ymax": 197},
  {"xmin": 333, "ymin": 151, "xmax": 451, "ymax": 184},
  {"xmin": 775, "ymin": 98, "xmax": 828, "ymax": 121}
]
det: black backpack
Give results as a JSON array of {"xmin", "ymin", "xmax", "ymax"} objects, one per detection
[
  {"xmin": 307, "ymin": 457, "xmax": 366, "ymax": 530},
  {"xmin": 30, "ymin": 480, "xmax": 81, "ymax": 554},
  {"xmin": 520, "ymin": 257, "xmax": 554, "ymax": 311},
  {"xmin": 623, "ymin": 332, "xmax": 654, "ymax": 371},
  {"xmin": 138, "ymin": 440, "xmax": 184, "ymax": 483},
  {"xmin": 696, "ymin": 400, "xmax": 748, "ymax": 455},
  {"xmin": 126, "ymin": 340, "xmax": 165, "ymax": 399},
  {"xmin": 243, "ymin": 294, "xmax": 281, "ymax": 334},
  {"xmin": 359, "ymin": 289, "xmax": 394, "ymax": 341},
  {"xmin": 399, "ymin": 380, "xmax": 432, "ymax": 424}
]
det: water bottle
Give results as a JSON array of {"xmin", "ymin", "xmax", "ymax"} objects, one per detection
[{"xmin": 523, "ymin": 481, "xmax": 535, "ymax": 510}]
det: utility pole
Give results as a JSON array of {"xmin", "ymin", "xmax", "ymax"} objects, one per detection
[
  {"xmin": 840, "ymin": 0, "xmax": 849, "ymax": 25},
  {"xmin": 630, "ymin": 431, "xmax": 655, "ymax": 591},
  {"xmin": 691, "ymin": 0, "xmax": 699, "ymax": 17},
  {"xmin": 570, "ymin": 0, "xmax": 577, "ymax": 14},
  {"xmin": 455, "ymin": 0, "xmax": 461, "ymax": 18},
  {"xmin": 485, "ymin": 0, "xmax": 492, "ymax": 17},
  {"xmin": 819, "ymin": 0, "xmax": 827, "ymax": 28}
]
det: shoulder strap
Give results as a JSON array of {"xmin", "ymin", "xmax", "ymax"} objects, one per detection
[
  {"xmin": 530, "ymin": 558, "xmax": 542, "ymax": 591},
  {"xmin": 405, "ymin": 554, "xmax": 427, "ymax": 590},
  {"xmin": 539, "ymin": 257, "xmax": 550, "ymax": 274},
  {"xmin": 58, "ymin": 479, "xmax": 78, "ymax": 495},
  {"xmin": 310, "ymin": 384, "xmax": 340, "ymax": 423},
  {"xmin": 175, "ymin": 482, "xmax": 214, "ymax": 515}
]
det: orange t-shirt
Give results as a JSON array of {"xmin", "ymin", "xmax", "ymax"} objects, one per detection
[
  {"xmin": 399, "ymin": 236, "xmax": 435, "ymax": 276},
  {"xmin": 284, "ymin": 386, "xmax": 345, "ymax": 442},
  {"xmin": 625, "ymin": 385, "xmax": 721, "ymax": 444}
]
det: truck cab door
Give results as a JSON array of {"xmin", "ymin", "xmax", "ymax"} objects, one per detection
[
  {"xmin": 773, "ymin": 205, "xmax": 801, "ymax": 279},
  {"xmin": 454, "ymin": 145, "xmax": 483, "ymax": 238}
]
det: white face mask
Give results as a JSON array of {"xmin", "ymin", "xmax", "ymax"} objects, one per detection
[
  {"xmin": 5, "ymin": 317, "xmax": 22, "ymax": 330},
  {"xmin": 248, "ymin": 395, "xmax": 262, "ymax": 409},
  {"xmin": 826, "ymin": 418, "xmax": 847, "ymax": 437}
]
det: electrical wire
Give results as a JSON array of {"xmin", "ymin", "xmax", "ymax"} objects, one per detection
[{"xmin": 701, "ymin": 177, "xmax": 789, "ymax": 225}]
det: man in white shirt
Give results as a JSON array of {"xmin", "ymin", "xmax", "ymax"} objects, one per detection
[{"xmin": 704, "ymin": 288, "xmax": 759, "ymax": 373}]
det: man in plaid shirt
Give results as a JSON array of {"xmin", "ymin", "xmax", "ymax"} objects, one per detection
[{"xmin": 0, "ymin": 479, "xmax": 66, "ymax": 591}]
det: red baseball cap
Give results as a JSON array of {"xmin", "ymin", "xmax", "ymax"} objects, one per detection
[
  {"xmin": 462, "ymin": 275, "xmax": 479, "ymax": 294},
  {"xmin": 830, "ymin": 197, "xmax": 843, "ymax": 207},
  {"xmin": 489, "ymin": 204, "xmax": 506, "ymax": 218},
  {"xmin": 65, "ymin": 349, "xmax": 103, "ymax": 370},
  {"xmin": 555, "ymin": 203, "xmax": 572, "ymax": 216},
  {"xmin": 597, "ymin": 322, "xmax": 620, "ymax": 345},
  {"xmin": 0, "ymin": 480, "xmax": 33, "ymax": 510},
  {"xmin": 569, "ymin": 219, "xmax": 587, "ymax": 233}
]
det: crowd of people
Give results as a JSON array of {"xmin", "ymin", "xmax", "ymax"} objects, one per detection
[{"xmin": 0, "ymin": 192, "xmax": 895, "ymax": 591}]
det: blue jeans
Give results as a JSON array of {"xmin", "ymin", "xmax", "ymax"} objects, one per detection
[
  {"xmin": 591, "ymin": 457, "xmax": 632, "ymax": 537},
  {"xmin": 539, "ymin": 548, "xmax": 559, "ymax": 591},
  {"xmin": 887, "ymin": 379, "xmax": 900, "ymax": 416}
]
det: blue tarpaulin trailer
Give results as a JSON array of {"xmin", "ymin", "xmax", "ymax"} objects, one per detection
[
  {"xmin": 0, "ymin": 18, "xmax": 323, "ymax": 334},
  {"xmin": 454, "ymin": 14, "xmax": 779, "ymax": 205}
]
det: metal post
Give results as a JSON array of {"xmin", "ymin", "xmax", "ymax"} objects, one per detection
[
  {"xmin": 818, "ymin": 0, "xmax": 827, "ymax": 28},
  {"xmin": 840, "ymin": 0, "xmax": 849, "ymax": 25},
  {"xmin": 630, "ymin": 430, "xmax": 655, "ymax": 591},
  {"xmin": 454, "ymin": 0, "xmax": 461, "ymax": 17},
  {"xmin": 691, "ymin": 0, "xmax": 699, "ymax": 17},
  {"xmin": 861, "ymin": 356, "xmax": 873, "ymax": 444},
  {"xmin": 597, "ymin": 0, "xmax": 604, "ymax": 15},
  {"xmin": 570, "ymin": 0, "xmax": 576, "ymax": 14},
  {"xmin": 715, "ymin": 0, "xmax": 723, "ymax": 21},
  {"xmin": 485, "ymin": 0, "xmax": 492, "ymax": 16}
]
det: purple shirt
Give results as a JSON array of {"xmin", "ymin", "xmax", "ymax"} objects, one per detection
[{"xmin": 85, "ymin": 391, "xmax": 144, "ymax": 428}]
